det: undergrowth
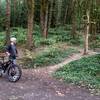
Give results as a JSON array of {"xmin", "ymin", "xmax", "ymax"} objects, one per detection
[
  {"xmin": 22, "ymin": 47, "xmax": 79, "ymax": 68},
  {"xmin": 0, "ymin": 25, "xmax": 83, "ymax": 50},
  {"xmin": 54, "ymin": 54, "xmax": 100, "ymax": 94}
]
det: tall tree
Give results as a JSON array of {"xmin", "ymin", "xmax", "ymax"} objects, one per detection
[
  {"xmin": 71, "ymin": 0, "xmax": 77, "ymax": 39},
  {"xmin": 63, "ymin": 0, "xmax": 73, "ymax": 25},
  {"xmin": 84, "ymin": 10, "xmax": 90, "ymax": 54},
  {"xmin": 27, "ymin": 0, "xmax": 34, "ymax": 50},
  {"xmin": 56, "ymin": 0, "xmax": 62, "ymax": 27},
  {"xmin": 11, "ymin": 0, "xmax": 17, "ymax": 27},
  {"xmin": 63, "ymin": 0, "xmax": 69, "ymax": 25},
  {"xmin": 13, "ymin": 0, "xmax": 17, "ymax": 27},
  {"xmin": 83, "ymin": 0, "xmax": 92, "ymax": 54},
  {"xmin": 40, "ymin": 0, "xmax": 49, "ymax": 38},
  {"xmin": 48, "ymin": 0, "xmax": 54, "ymax": 28},
  {"xmin": 5, "ymin": 0, "xmax": 11, "ymax": 45},
  {"xmin": 0, "ymin": 0, "xmax": 1, "ymax": 13}
]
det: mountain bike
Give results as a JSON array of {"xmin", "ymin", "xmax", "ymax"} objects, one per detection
[{"xmin": 0, "ymin": 53, "xmax": 22, "ymax": 82}]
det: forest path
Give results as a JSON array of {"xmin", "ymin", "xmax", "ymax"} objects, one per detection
[{"xmin": 0, "ymin": 49, "xmax": 100, "ymax": 100}]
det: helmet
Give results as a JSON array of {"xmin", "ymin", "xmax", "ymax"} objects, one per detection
[{"xmin": 10, "ymin": 37, "xmax": 17, "ymax": 42}]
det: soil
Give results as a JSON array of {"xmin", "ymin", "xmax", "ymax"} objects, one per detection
[{"xmin": 0, "ymin": 49, "xmax": 100, "ymax": 100}]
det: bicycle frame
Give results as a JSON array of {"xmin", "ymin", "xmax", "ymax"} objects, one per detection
[
  {"xmin": 1, "ymin": 58, "xmax": 14, "ymax": 73},
  {"xmin": 0, "ymin": 54, "xmax": 22, "ymax": 82}
]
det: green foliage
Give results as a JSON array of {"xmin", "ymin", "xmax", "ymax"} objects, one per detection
[
  {"xmin": 0, "ymin": 32, "xmax": 5, "ymax": 52},
  {"xmin": 95, "ymin": 35, "xmax": 100, "ymax": 48},
  {"xmin": 89, "ymin": 34, "xmax": 100, "ymax": 49},
  {"xmin": 10, "ymin": 0, "xmax": 28, "ymax": 27},
  {"xmin": 54, "ymin": 54, "xmax": 100, "ymax": 92},
  {"xmin": 0, "ymin": 43, "xmax": 5, "ymax": 52},
  {"xmin": 0, "ymin": 25, "xmax": 83, "ymax": 54},
  {"xmin": 22, "ymin": 47, "xmax": 79, "ymax": 68},
  {"xmin": 11, "ymin": 27, "xmax": 27, "ymax": 44},
  {"xmin": 0, "ymin": 27, "xmax": 27, "ymax": 51},
  {"xmin": 0, "ymin": 16, "xmax": 5, "ymax": 31},
  {"xmin": 34, "ymin": 37, "xmax": 56, "ymax": 47},
  {"xmin": 49, "ymin": 27, "xmax": 83, "ymax": 45}
]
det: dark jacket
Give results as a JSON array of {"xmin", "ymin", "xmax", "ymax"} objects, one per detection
[{"xmin": 6, "ymin": 44, "xmax": 18, "ymax": 59}]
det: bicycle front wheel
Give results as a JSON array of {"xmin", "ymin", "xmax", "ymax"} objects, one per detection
[{"xmin": 7, "ymin": 64, "xmax": 22, "ymax": 82}]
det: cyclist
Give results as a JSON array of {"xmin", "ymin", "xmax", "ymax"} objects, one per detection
[{"xmin": 6, "ymin": 37, "xmax": 18, "ymax": 64}]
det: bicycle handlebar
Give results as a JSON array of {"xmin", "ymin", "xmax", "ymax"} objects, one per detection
[
  {"xmin": 0, "ymin": 53, "xmax": 7, "ymax": 63},
  {"xmin": 0, "ymin": 53, "xmax": 6, "ymax": 58}
]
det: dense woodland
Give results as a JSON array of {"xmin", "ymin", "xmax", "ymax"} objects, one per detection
[
  {"xmin": 0, "ymin": 0, "xmax": 100, "ymax": 53},
  {"xmin": 0, "ymin": 0, "xmax": 100, "ymax": 95}
]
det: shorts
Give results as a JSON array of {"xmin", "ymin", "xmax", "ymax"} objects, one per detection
[{"xmin": 9, "ymin": 56, "xmax": 16, "ymax": 65}]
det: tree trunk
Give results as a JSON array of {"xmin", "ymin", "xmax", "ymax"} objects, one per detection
[
  {"xmin": 51, "ymin": 0, "xmax": 56, "ymax": 27},
  {"xmin": 84, "ymin": 10, "xmax": 90, "ymax": 55},
  {"xmin": 71, "ymin": 0, "xmax": 77, "ymax": 39},
  {"xmin": 43, "ymin": 0, "xmax": 48, "ymax": 38},
  {"xmin": 63, "ymin": 0, "xmax": 73, "ymax": 25},
  {"xmin": 5, "ymin": 0, "xmax": 11, "ymax": 45},
  {"xmin": 40, "ymin": 0, "xmax": 49, "ymax": 38},
  {"xmin": 0, "ymin": 0, "xmax": 1, "ymax": 13},
  {"xmin": 71, "ymin": 16, "xmax": 77, "ymax": 39},
  {"xmin": 63, "ymin": 4, "xmax": 68, "ymax": 25},
  {"xmin": 40, "ymin": 0, "xmax": 45, "ymax": 37},
  {"xmin": 92, "ymin": 23, "xmax": 96, "ymax": 51},
  {"xmin": 13, "ymin": 0, "xmax": 17, "ymax": 27},
  {"xmin": 27, "ymin": 0, "xmax": 34, "ymax": 50},
  {"xmin": 56, "ymin": 0, "xmax": 62, "ymax": 27},
  {"xmin": 48, "ymin": 0, "xmax": 54, "ymax": 28}
]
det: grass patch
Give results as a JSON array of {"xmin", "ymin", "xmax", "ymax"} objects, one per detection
[
  {"xmin": 22, "ymin": 47, "xmax": 79, "ymax": 68},
  {"xmin": 49, "ymin": 28, "xmax": 83, "ymax": 46},
  {"xmin": 34, "ymin": 37, "xmax": 57, "ymax": 47},
  {"xmin": 54, "ymin": 54, "xmax": 100, "ymax": 93}
]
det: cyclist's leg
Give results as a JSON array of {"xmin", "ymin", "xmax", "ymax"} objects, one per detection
[
  {"xmin": 9, "ymin": 56, "xmax": 16, "ymax": 65},
  {"xmin": 13, "ymin": 59, "xmax": 16, "ymax": 65}
]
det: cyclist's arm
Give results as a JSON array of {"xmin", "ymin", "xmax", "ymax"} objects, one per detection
[{"xmin": 6, "ymin": 45, "xmax": 10, "ymax": 56}]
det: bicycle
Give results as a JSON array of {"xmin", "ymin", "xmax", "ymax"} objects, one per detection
[{"xmin": 0, "ymin": 53, "xmax": 22, "ymax": 82}]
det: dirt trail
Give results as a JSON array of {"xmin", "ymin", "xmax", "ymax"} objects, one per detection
[{"xmin": 0, "ymin": 50, "xmax": 100, "ymax": 100}]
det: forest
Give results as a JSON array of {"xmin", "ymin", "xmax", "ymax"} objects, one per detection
[{"xmin": 0, "ymin": 0, "xmax": 100, "ymax": 99}]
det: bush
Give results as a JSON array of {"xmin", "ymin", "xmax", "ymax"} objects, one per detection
[
  {"xmin": 89, "ymin": 34, "xmax": 100, "ymax": 49},
  {"xmin": 34, "ymin": 37, "xmax": 56, "ymax": 47},
  {"xmin": 0, "ymin": 43, "xmax": 5, "ymax": 52},
  {"xmin": 49, "ymin": 27, "xmax": 83, "ymax": 45},
  {"xmin": 22, "ymin": 47, "xmax": 79, "ymax": 68},
  {"xmin": 0, "ymin": 32, "xmax": 5, "ymax": 52},
  {"xmin": 54, "ymin": 54, "xmax": 100, "ymax": 93},
  {"xmin": 11, "ymin": 27, "xmax": 27, "ymax": 44}
]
